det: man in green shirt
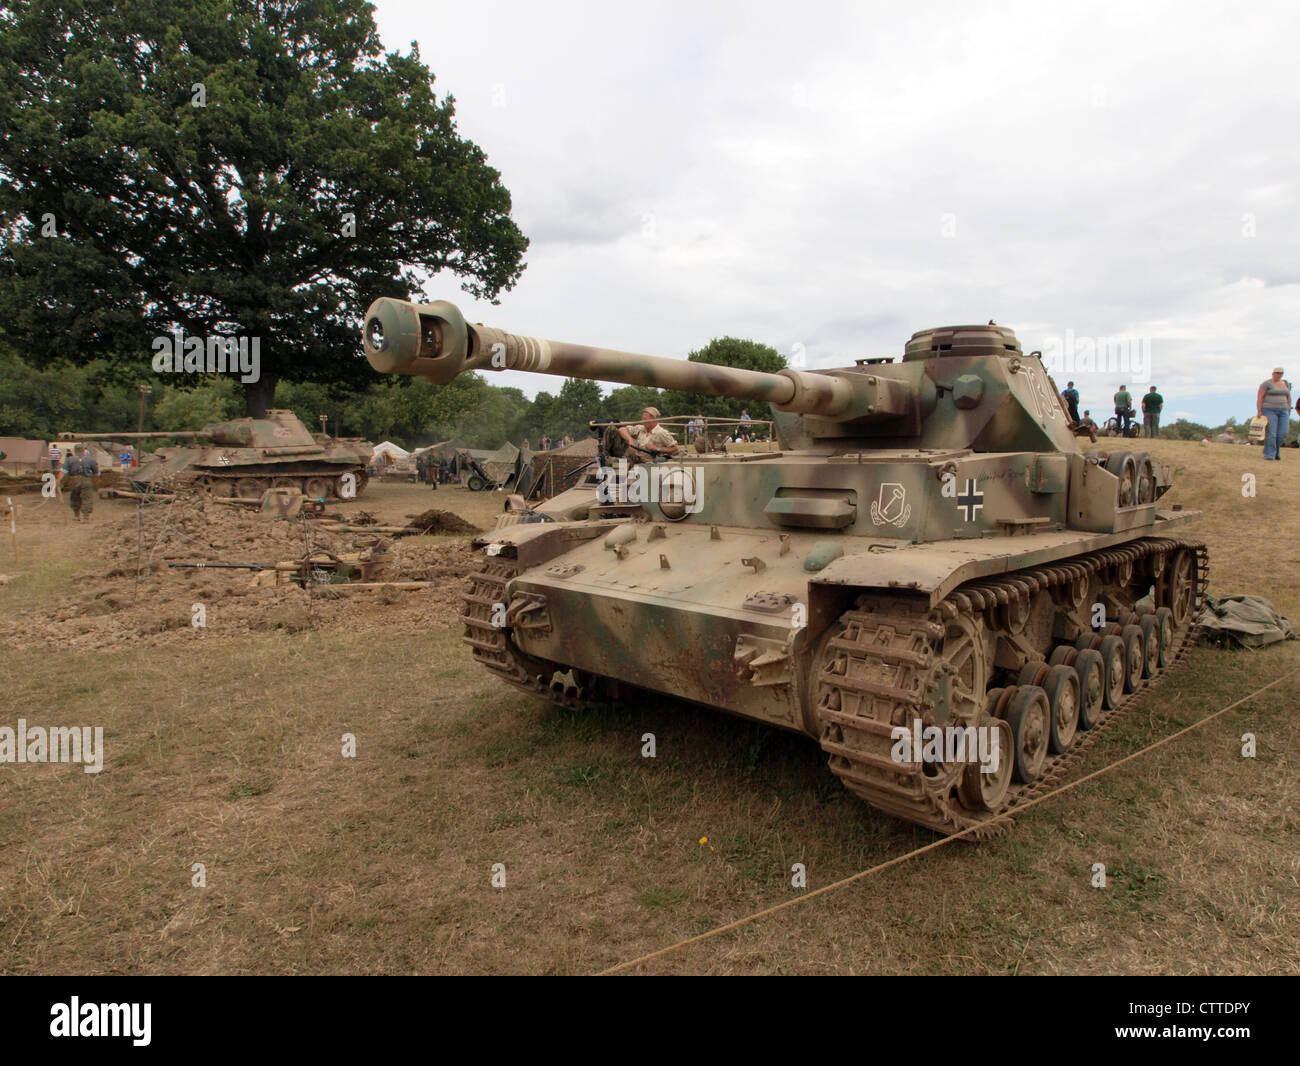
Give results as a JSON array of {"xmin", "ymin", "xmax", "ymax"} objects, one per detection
[
  {"xmin": 1141, "ymin": 386, "xmax": 1164, "ymax": 438},
  {"xmin": 1113, "ymin": 385, "xmax": 1134, "ymax": 436}
]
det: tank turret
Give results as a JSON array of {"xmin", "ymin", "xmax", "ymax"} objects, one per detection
[{"xmin": 363, "ymin": 296, "xmax": 1205, "ymax": 837}]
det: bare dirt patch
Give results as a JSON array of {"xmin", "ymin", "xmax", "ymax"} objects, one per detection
[{"xmin": 0, "ymin": 487, "xmax": 482, "ymax": 651}]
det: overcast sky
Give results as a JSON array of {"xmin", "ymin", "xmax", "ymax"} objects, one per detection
[{"xmin": 371, "ymin": 0, "xmax": 1299, "ymax": 425}]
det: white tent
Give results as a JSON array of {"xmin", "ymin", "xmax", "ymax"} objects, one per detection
[{"xmin": 370, "ymin": 441, "xmax": 411, "ymax": 462}]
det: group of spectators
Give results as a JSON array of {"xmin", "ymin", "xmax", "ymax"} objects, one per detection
[
  {"xmin": 1060, "ymin": 382, "xmax": 1164, "ymax": 439},
  {"xmin": 535, "ymin": 435, "xmax": 573, "ymax": 451},
  {"xmin": 1059, "ymin": 368, "xmax": 1296, "ymax": 459},
  {"xmin": 683, "ymin": 409, "xmax": 761, "ymax": 444}
]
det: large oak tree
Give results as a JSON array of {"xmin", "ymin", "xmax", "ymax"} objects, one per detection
[{"xmin": 0, "ymin": 0, "xmax": 528, "ymax": 415}]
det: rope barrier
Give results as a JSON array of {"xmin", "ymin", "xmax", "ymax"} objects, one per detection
[{"xmin": 597, "ymin": 665, "xmax": 1299, "ymax": 975}]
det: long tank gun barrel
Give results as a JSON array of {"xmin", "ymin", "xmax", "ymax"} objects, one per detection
[{"xmin": 361, "ymin": 297, "xmax": 916, "ymax": 420}]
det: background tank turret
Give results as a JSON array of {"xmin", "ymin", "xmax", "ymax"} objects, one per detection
[
  {"xmin": 120, "ymin": 409, "xmax": 371, "ymax": 499},
  {"xmin": 364, "ymin": 297, "xmax": 1206, "ymax": 837}
]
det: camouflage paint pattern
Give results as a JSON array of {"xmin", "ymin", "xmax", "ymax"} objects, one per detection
[
  {"xmin": 129, "ymin": 409, "xmax": 372, "ymax": 497},
  {"xmin": 364, "ymin": 298, "xmax": 1195, "ymax": 738}
]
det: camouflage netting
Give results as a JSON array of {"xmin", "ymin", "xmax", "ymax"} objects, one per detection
[{"xmin": 1197, "ymin": 595, "xmax": 1296, "ymax": 649}]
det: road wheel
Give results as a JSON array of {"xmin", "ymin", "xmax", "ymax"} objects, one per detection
[
  {"xmin": 1073, "ymin": 648, "xmax": 1106, "ymax": 729},
  {"xmin": 1048, "ymin": 645, "xmax": 1075, "ymax": 667},
  {"xmin": 1137, "ymin": 614, "xmax": 1161, "ymax": 677},
  {"xmin": 1042, "ymin": 664, "xmax": 1081, "ymax": 754},
  {"xmin": 235, "ymin": 477, "xmax": 269, "ymax": 499},
  {"xmin": 1105, "ymin": 451, "xmax": 1137, "ymax": 507},
  {"xmin": 1153, "ymin": 606, "xmax": 1175, "ymax": 667},
  {"xmin": 1097, "ymin": 635, "xmax": 1126, "ymax": 709},
  {"xmin": 1134, "ymin": 452, "xmax": 1156, "ymax": 503},
  {"xmin": 303, "ymin": 476, "xmax": 332, "ymax": 499},
  {"xmin": 1120, "ymin": 624, "xmax": 1146, "ymax": 693},
  {"xmin": 1017, "ymin": 659, "xmax": 1049, "ymax": 688},
  {"xmin": 1001, "ymin": 685, "xmax": 1050, "ymax": 784},
  {"xmin": 958, "ymin": 716, "xmax": 1014, "ymax": 813},
  {"xmin": 1161, "ymin": 548, "xmax": 1196, "ymax": 628}
]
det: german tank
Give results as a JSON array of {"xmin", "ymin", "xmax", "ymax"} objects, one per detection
[
  {"xmin": 128, "ymin": 410, "xmax": 372, "ymax": 499},
  {"xmin": 363, "ymin": 297, "xmax": 1206, "ymax": 836}
]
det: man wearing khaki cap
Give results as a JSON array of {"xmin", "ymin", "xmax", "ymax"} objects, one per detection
[{"xmin": 620, "ymin": 407, "xmax": 679, "ymax": 460}]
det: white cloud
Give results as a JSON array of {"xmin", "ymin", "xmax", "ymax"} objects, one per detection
[{"xmin": 371, "ymin": 0, "xmax": 1300, "ymax": 424}]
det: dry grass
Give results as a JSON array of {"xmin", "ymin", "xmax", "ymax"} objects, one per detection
[{"xmin": 0, "ymin": 446, "xmax": 1297, "ymax": 975}]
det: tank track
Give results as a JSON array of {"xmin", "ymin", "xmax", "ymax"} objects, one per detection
[
  {"xmin": 461, "ymin": 558, "xmax": 606, "ymax": 710},
  {"xmin": 817, "ymin": 537, "xmax": 1208, "ymax": 839},
  {"xmin": 462, "ymin": 538, "xmax": 1208, "ymax": 839}
]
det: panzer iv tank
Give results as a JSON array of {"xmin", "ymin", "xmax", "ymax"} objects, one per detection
[
  {"xmin": 125, "ymin": 410, "xmax": 372, "ymax": 500},
  {"xmin": 363, "ymin": 297, "xmax": 1206, "ymax": 837}
]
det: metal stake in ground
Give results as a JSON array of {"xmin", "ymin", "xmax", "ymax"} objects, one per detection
[{"xmin": 7, "ymin": 496, "xmax": 16, "ymax": 564}]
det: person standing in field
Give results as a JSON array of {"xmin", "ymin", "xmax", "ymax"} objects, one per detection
[
  {"xmin": 1257, "ymin": 367, "xmax": 1291, "ymax": 460},
  {"xmin": 1113, "ymin": 385, "xmax": 1134, "ymax": 436},
  {"xmin": 1141, "ymin": 386, "xmax": 1163, "ymax": 438},
  {"xmin": 1061, "ymin": 381, "xmax": 1080, "ymax": 424},
  {"xmin": 61, "ymin": 444, "xmax": 98, "ymax": 521}
]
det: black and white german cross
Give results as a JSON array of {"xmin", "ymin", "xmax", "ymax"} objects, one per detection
[{"xmin": 956, "ymin": 478, "xmax": 984, "ymax": 522}]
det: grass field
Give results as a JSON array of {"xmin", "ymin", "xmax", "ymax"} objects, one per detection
[{"xmin": 1, "ymin": 442, "xmax": 1297, "ymax": 975}]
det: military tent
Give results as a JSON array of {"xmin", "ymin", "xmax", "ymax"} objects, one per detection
[
  {"xmin": 524, "ymin": 435, "xmax": 599, "ymax": 499},
  {"xmin": 0, "ymin": 437, "xmax": 48, "ymax": 474}
]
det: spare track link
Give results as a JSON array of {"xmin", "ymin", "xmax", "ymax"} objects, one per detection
[{"xmin": 817, "ymin": 537, "xmax": 1208, "ymax": 839}]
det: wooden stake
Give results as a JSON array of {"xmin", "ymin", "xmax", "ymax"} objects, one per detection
[{"xmin": 7, "ymin": 497, "xmax": 16, "ymax": 564}]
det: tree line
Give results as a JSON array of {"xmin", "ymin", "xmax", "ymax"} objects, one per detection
[{"xmin": 0, "ymin": 337, "xmax": 787, "ymax": 450}]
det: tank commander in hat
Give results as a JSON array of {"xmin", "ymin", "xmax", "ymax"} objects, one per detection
[{"xmin": 620, "ymin": 407, "xmax": 679, "ymax": 461}]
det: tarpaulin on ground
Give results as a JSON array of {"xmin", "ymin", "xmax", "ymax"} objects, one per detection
[{"xmin": 1197, "ymin": 595, "xmax": 1296, "ymax": 649}]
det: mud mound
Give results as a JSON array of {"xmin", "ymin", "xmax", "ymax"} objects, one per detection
[
  {"xmin": 0, "ymin": 490, "xmax": 484, "ymax": 651},
  {"xmin": 404, "ymin": 509, "xmax": 481, "ymax": 535}
]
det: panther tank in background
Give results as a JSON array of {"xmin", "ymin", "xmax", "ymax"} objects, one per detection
[
  {"xmin": 129, "ymin": 410, "xmax": 371, "ymax": 499},
  {"xmin": 363, "ymin": 296, "xmax": 1206, "ymax": 837}
]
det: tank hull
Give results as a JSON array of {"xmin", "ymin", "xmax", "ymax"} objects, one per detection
[{"xmin": 461, "ymin": 454, "xmax": 1205, "ymax": 837}]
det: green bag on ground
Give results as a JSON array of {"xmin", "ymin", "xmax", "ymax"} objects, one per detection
[{"xmin": 1197, "ymin": 595, "xmax": 1295, "ymax": 649}]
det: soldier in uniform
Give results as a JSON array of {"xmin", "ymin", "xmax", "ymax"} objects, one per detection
[
  {"xmin": 619, "ymin": 407, "xmax": 679, "ymax": 461},
  {"xmin": 62, "ymin": 444, "xmax": 99, "ymax": 521}
]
